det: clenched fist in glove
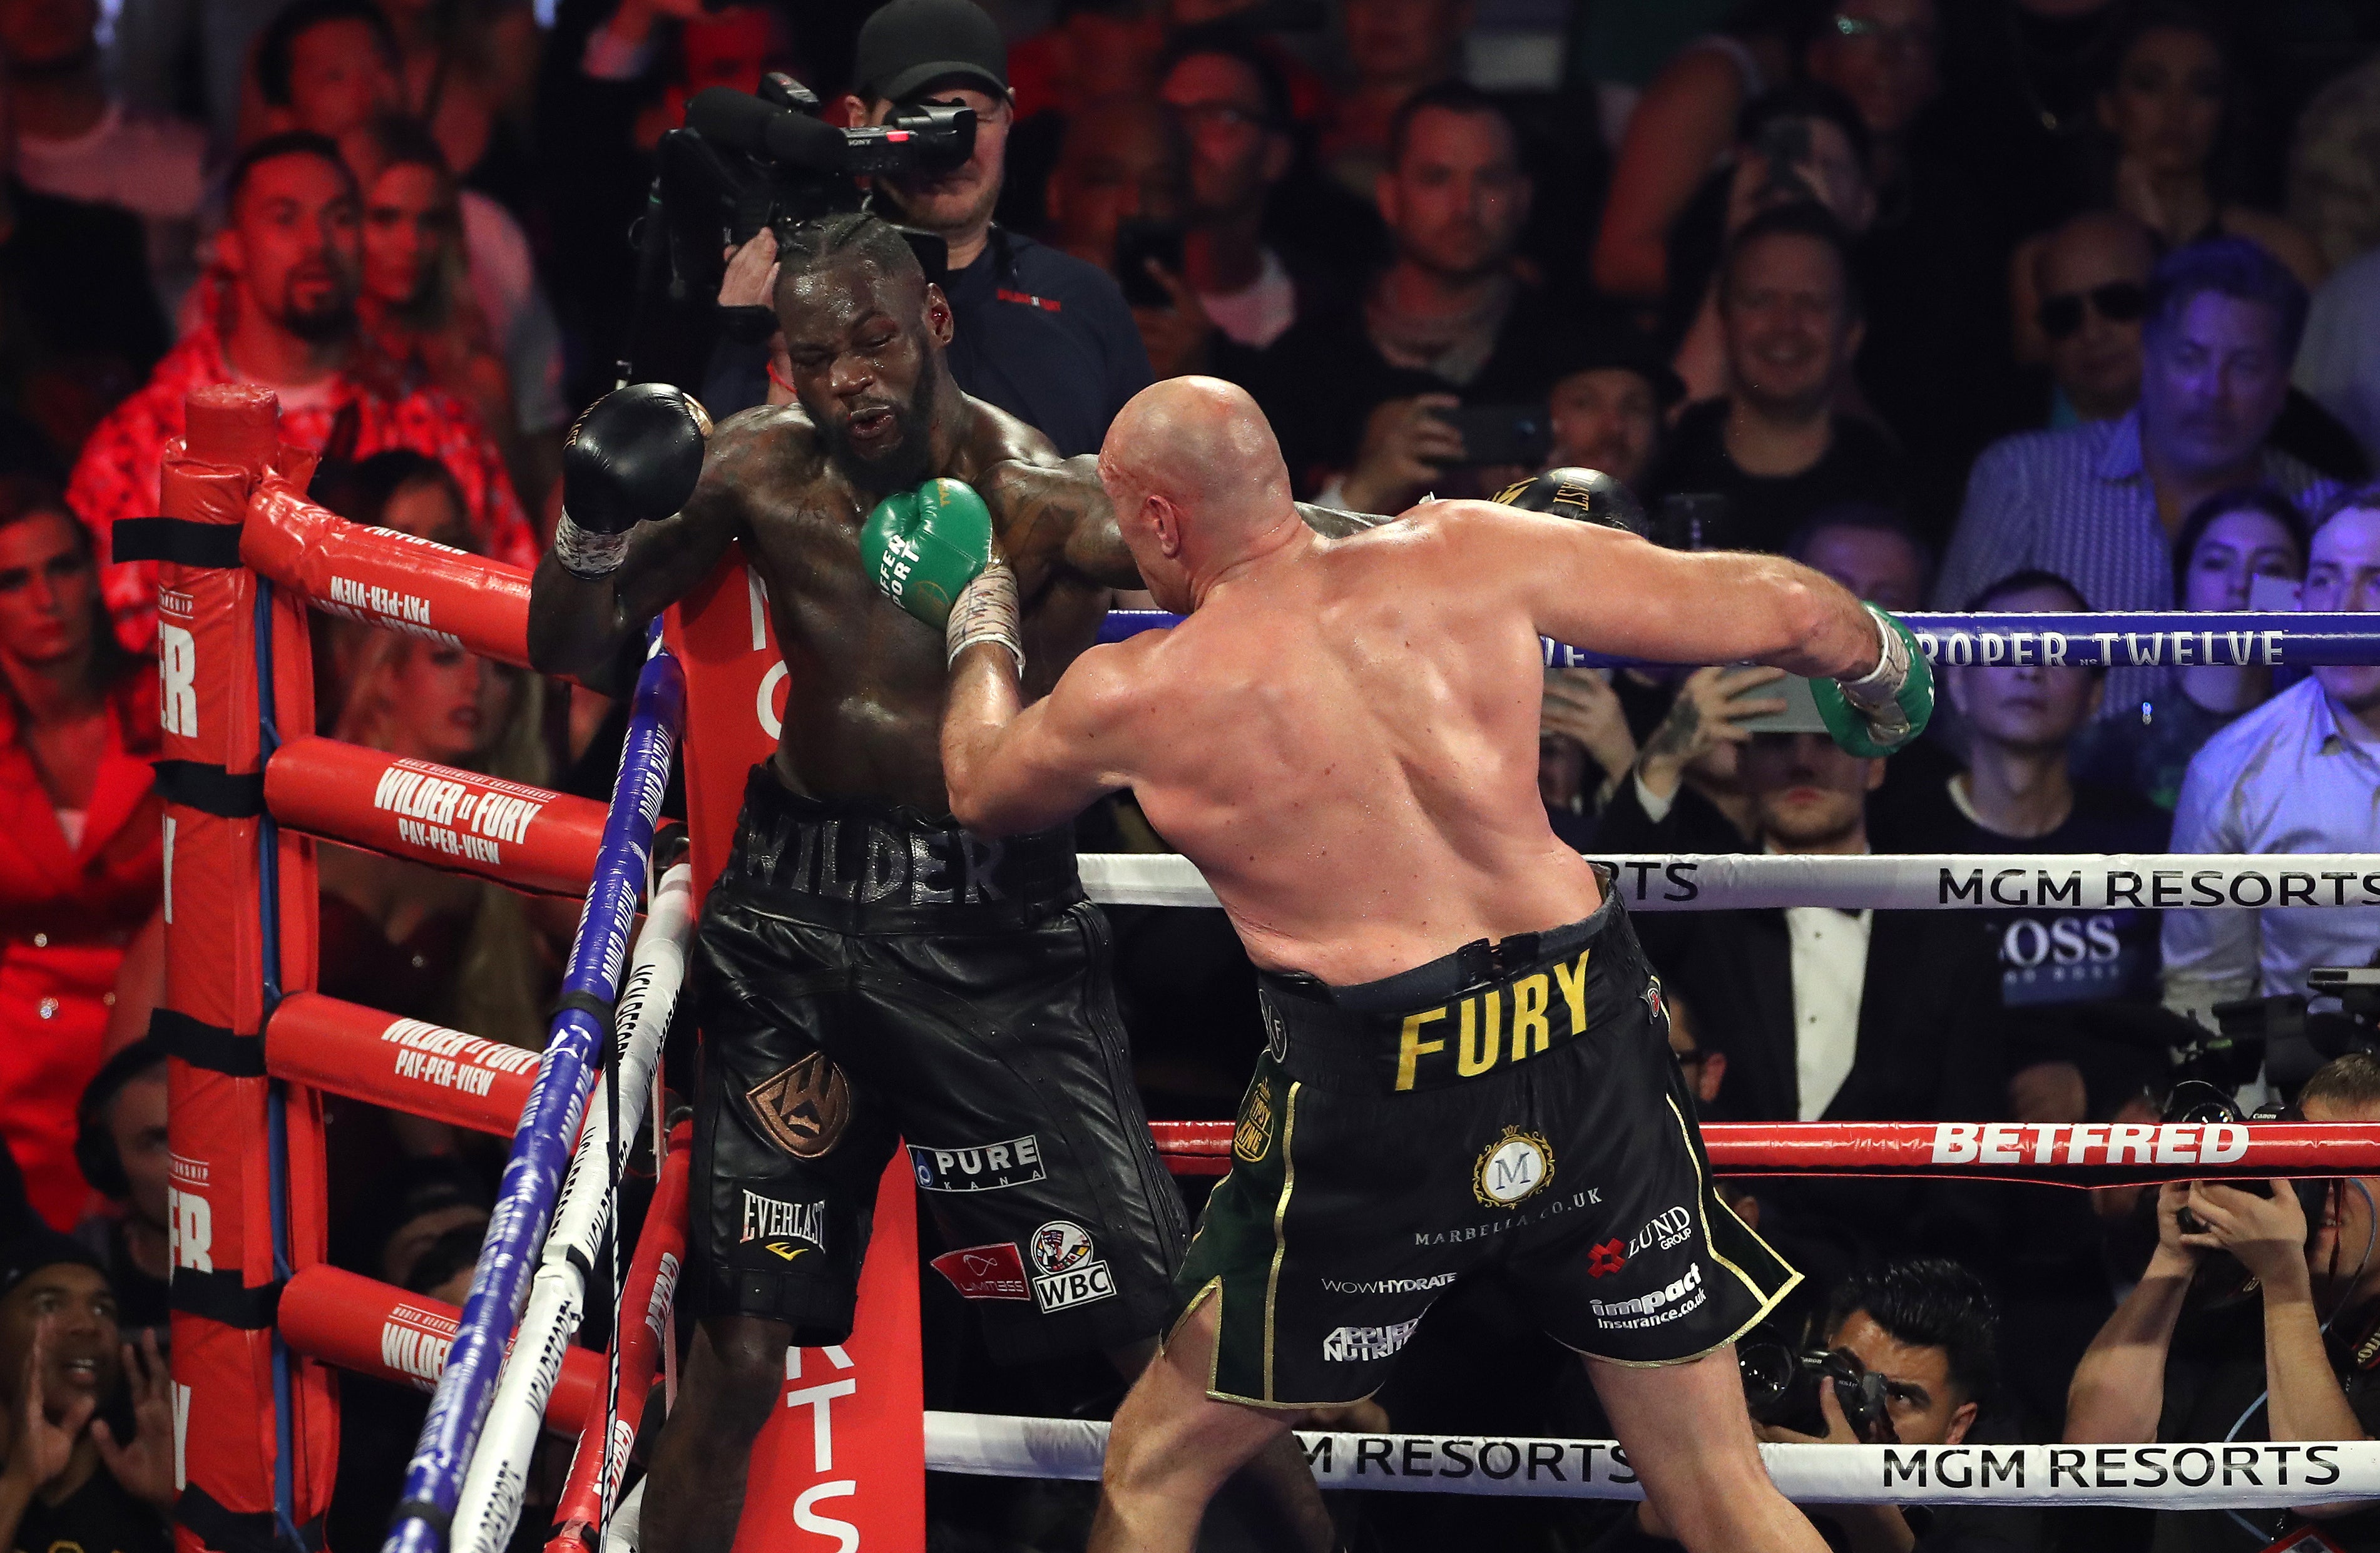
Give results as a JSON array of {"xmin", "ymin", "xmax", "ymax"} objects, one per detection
[{"xmin": 553, "ymin": 382, "xmax": 712, "ymax": 580}]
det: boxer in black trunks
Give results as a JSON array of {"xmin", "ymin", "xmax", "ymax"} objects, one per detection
[
  {"xmin": 929, "ymin": 377, "xmax": 1933, "ymax": 1553},
  {"xmin": 526, "ymin": 215, "xmax": 1347, "ymax": 1553}
]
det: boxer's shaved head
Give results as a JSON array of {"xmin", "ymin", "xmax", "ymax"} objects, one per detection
[{"xmin": 1099, "ymin": 379, "xmax": 1297, "ymax": 613}]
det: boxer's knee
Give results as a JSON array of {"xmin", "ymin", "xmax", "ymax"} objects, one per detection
[{"xmin": 683, "ymin": 1315, "xmax": 794, "ymax": 1440}]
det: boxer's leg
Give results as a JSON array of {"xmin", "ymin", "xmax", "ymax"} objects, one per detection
[
  {"xmin": 1091, "ymin": 1297, "xmax": 1305, "ymax": 1553},
  {"xmin": 1100, "ymin": 1335, "xmax": 1341, "ymax": 1553},
  {"xmin": 640, "ymin": 1315, "xmax": 795, "ymax": 1553},
  {"xmin": 1586, "ymin": 1347, "xmax": 1828, "ymax": 1553}
]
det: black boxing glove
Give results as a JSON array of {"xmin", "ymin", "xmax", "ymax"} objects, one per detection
[
  {"xmin": 554, "ymin": 382, "xmax": 713, "ymax": 580},
  {"xmin": 1491, "ymin": 466, "xmax": 1647, "ymax": 537}
]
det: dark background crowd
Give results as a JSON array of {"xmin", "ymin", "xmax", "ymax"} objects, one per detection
[{"xmin": 3, "ymin": 0, "xmax": 2380, "ymax": 1547}]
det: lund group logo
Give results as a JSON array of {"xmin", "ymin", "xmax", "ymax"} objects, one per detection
[
  {"xmin": 1626, "ymin": 1206, "xmax": 1692, "ymax": 1259},
  {"xmin": 1586, "ymin": 1240, "xmax": 1627, "ymax": 1279}
]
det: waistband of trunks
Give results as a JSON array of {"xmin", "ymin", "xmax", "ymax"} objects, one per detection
[
  {"xmin": 1254, "ymin": 880, "xmax": 1656, "ymax": 1092},
  {"xmin": 717, "ymin": 765, "xmax": 1083, "ymax": 931}
]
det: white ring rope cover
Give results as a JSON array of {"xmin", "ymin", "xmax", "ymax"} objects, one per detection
[
  {"xmin": 923, "ymin": 1412, "xmax": 2380, "ymax": 1509},
  {"xmin": 1081, "ymin": 852, "xmax": 2380, "ymax": 912}
]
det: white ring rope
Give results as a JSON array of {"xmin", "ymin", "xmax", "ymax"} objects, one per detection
[
  {"xmin": 448, "ymin": 863, "xmax": 697, "ymax": 1553},
  {"xmin": 923, "ymin": 1412, "xmax": 2380, "ymax": 1509},
  {"xmin": 1082, "ymin": 852, "xmax": 2380, "ymax": 912}
]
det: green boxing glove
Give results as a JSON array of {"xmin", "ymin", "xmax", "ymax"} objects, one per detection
[
  {"xmin": 861, "ymin": 476, "xmax": 994, "ymax": 631},
  {"xmin": 1811, "ymin": 603, "xmax": 1934, "ymax": 758}
]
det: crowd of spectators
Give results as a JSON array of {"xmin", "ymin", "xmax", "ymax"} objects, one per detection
[{"xmin": 1, "ymin": 0, "xmax": 2379, "ymax": 1545}]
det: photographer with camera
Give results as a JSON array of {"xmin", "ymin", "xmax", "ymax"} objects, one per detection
[
  {"xmin": 837, "ymin": 0, "xmax": 1152, "ymax": 459},
  {"xmin": 2067, "ymin": 1052, "xmax": 2380, "ymax": 1551},
  {"xmin": 1597, "ymin": 1258, "xmax": 2032, "ymax": 1553}
]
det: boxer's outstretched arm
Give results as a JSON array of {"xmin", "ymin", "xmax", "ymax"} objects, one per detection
[
  {"xmin": 1450, "ymin": 502, "xmax": 1881, "ymax": 676},
  {"xmin": 942, "ymin": 638, "xmax": 1144, "ymax": 836}
]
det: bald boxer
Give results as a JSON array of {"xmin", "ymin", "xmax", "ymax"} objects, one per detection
[{"xmin": 929, "ymin": 378, "xmax": 1932, "ymax": 1553}]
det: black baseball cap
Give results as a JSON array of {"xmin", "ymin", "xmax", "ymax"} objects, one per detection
[
  {"xmin": 0, "ymin": 1230, "xmax": 105, "ymax": 1301},
  {"xmin": 854, "ymin": 0, "xmax": 1010, "ymax": 104},
  {"xmin": 1552, "ymin": 318, "xmax": 1686, "ymax": 409}
]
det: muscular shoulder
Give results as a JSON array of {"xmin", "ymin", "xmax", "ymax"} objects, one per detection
[
  {"xmin": 961, "ymin": 394, "xmax": 1062, "ymax": 471},
  {"xmin": 693, "ymin": 404, "xmax": 825, "ymax": 506}
]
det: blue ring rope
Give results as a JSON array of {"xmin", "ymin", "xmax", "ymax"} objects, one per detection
[{"xmin": 379, "ymin": 621, "xmax": 684, "ymax": 1553}]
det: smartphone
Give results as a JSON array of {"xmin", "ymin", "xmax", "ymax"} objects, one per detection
[
  {"xmin": 1113, "ymin": 218, "xmax": 1185, "ymax": 308},
  {"xmin": 1734, "ymin": 674, "xmax": 1831, "ymax": 735},
  {"xmin": 1426, "ymin": 404, "xmax": 1551, "ymax": 467}
]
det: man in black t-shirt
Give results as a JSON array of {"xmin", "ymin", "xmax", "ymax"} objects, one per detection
[
  {"xmin": 1646, "ymin": 205, "xmax": 1908, "ymax": 557},
  {"xmin": 1896, "ymin": 570, "xmax": 2170, "ymax": 1029},
  {"xmin": 0, "ymin": 1231, "xmax": 172, "ymax": 1553}
]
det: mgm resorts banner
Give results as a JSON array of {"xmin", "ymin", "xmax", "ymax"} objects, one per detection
[
  {"xmin": 925, "ymin": 1413, "xmax": 2380, "ymax": 1508},
  {"xmin": 1080, "ymin": 852, "xmax": 2380, "ymax": 913}
]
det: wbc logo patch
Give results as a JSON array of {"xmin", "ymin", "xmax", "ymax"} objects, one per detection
[{"xmin": 1027, "ymin": 1220, "xmax": 1115, "ymax": 1314}]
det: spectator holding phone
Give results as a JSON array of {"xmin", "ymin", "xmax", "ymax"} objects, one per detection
[
  {"xmin": 2068, "ymin": 1052, "xmax": 2380, "ymax": 1553},
  {"xmin": 1039, "ymin": 97, "xmax": 1210, "ymax": 380},
  {"xmin": 1250, "ymin": 81, "xmax": 1568, "ymax": 508}
]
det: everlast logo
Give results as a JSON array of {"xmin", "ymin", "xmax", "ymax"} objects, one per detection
[
  {"xmin": 1396, "ymin": 949, "xmax": 1593, "ymax": 1091},
  {"xmin": 740, "ymin": 1191, "xmax": 825, "ymax": 1248}
]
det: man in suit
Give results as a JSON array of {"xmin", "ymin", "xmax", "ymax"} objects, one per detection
[{"xmin": 1630, "ymin": 729, "xmax": 2007, "ymax": 1289}]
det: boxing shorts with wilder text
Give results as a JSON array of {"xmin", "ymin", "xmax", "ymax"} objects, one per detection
[
  {"xmin": 687, "ymin": 766, "xmax": 1187, "ymax": 1363},
  {"xmin": 1175, "ymin": 878, "xmax": 1796, "ymax": 1407}
]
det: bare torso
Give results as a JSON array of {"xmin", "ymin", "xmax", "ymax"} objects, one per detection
[
  {"xmin": 1107, "ymin": 511, "xmax": 1606, "ymax": 984},
  {"xmin": 655, "ymin": 397, "xmax": 1127, "ymax": 812}
]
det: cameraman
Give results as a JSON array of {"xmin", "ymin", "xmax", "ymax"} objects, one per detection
[
  {"xmin": 2066, "ymin": 1052, "xmax": 2380, "ymax": 1550},
  {"xmin": 1597, "ymin": 1259, "xmax": 2033, "ymax": 1553},
  {"xmin": 838, "ymin": 0, "xmax": 1150, "ymax": 457}
]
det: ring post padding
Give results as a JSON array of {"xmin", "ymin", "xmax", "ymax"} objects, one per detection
[
  {"xmin": 921, "ymin": 1412, "xmax": 2380, "ymax": 1507},
  {"xmin": 1147, "ymin": 1119, "xmax": 2380, "ymax": 1182},
  {"xmin": 265, "ymin": 736, "xmax": 606, "ymax": 897},
  {"xmin": 544, "ymin": 1124, "xmax": 692, "ymax": 1553},
  {"xmin": 1082, "ymin": 852, "xmax": 2380, "ymax": 913},
  {"xmin": 243, "ymin": 476, "xmax": 537, "ymax": 668},
  {"xmin": 382, "ymin": 624, "xmax": 683, "ymax": 1553},
  {"xmin": 1101, "ymin": 606, "xmax": 2380, "ymax": 669},
  {"xmin": 449, "ymin": 865, "xmax": 697, "ymax": 1553},
  {"xmin": 160, "ymin": 385, "xmax": 340, "ymax": 1552},
  {"xmin": 264, "ymin": 993, "xmax": 543, "ymax": 1136},
  {"xmin": 278, "ymin": 1265, "xmax": 607, "ymax": 1433}
]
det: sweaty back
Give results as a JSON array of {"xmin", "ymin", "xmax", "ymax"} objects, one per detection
[{"xmin": 1121, "ymin": 512, "xmax": 1606, "ymax": 985}]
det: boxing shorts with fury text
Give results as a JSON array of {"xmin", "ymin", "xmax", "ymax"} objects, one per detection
[{"xmin": 1176, "ymin": 879, "xmax": 1797, "ymax": 1407}]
